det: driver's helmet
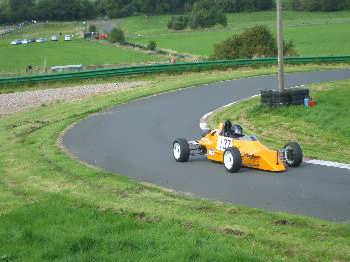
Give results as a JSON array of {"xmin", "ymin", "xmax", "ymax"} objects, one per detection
[{"xmin": 232, "ymin": 124, "xmax": 243, "ymax": 137}]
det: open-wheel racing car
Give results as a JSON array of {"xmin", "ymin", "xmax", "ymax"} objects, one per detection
[{"xmin": 172, "ymin": 120, "xmax": 303, "ymax": 173}]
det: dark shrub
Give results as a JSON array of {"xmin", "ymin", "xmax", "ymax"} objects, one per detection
[
  {"xmin": 147, "ymin": 41, "xmax": 157, "ymax": 50},
  {"xmin": 108, "ymin": 28, "xmax": 125, "ymax": 44},
  {"xmin": 167, "ymin": 16, "xmax": 189, "ymax": 30},
  {"xmin": 212, "ymin": 25, "xmax": 298, "ymax": 59},
  {"xmin": 88, "ymin": 24, "xmax": 97, "ymax": 32}
]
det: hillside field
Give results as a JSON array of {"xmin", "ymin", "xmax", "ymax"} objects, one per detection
[
  {"xmin": 120, "ymin": 11, "xmax": 350, "ymax": 57},
  {"xmin": 1, "ymin": 11, "xmax": 350, "ymax": 74},
  {"xmin": 0, "ymin": 22, "xmax": 163, "ymax": 75}
]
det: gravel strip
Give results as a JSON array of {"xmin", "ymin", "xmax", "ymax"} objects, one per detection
[{"xmin": 0, "ymin": 81, "xmax": 148, "ymax": 115}]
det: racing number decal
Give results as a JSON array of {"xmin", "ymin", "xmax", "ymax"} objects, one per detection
[{"xmin": 216, "ymin": 136, "xmax": 233, "ymax": 151}]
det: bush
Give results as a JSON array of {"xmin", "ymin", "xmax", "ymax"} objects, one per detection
[
  {"xmin": 108, "ymin": 28, "xmax": 125, "ymax": 44},
  {"xmin": 167, "ymin": 16, "xmax": 189, "ymax": 30},
  {"xmin": 147, "ymin": 41, "xmax": 157, "ymax": 51},
  {"xmin": 88, "ymin": 24, "xmax": 97, "ymax": 32},
  {"xmin": 212, "ymin": 25, "xmax": 298, "ymax": 60}
]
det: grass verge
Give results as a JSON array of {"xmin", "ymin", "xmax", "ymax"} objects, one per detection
[
  {"xmin": 208, "ymin": 80, "xmax": 350, "ymax": 163},
  {"xmin": 1, "ymin": 67, "xmax": 350, "ymax": 261}
]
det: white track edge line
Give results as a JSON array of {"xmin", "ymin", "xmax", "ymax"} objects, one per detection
[{"xmin": 305, "ymin": 160, "xmax": 350, "ymax": 170}]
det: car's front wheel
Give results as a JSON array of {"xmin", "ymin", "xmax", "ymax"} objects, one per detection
[
  {"xmin": 284, "ymin": 142, "xmax": 303, "ymax": 167},
  {"xmin": 173, "ymin": 138, "xmax": 190, "ymax": 162},
  {"xmin": 223, "ymin": 147, "xmax": 242, "ymax": 173}
]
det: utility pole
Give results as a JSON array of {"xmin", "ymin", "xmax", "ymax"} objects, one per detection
[
  {"xmin": 43, "ymin": 57, "xmax": 47, "ymax": 73},
  {"xmin": 276, "ymin": 0, "xmax": 285, "ymax": 92}
]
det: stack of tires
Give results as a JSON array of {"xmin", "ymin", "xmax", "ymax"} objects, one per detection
[{"xmin": 261, "ymin": 88, "xmax": 309, "ymax": 107}]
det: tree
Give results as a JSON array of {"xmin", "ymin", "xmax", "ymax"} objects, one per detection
[
  {"xmin": 188, "ymin": 0, "xmax": 227, "ymax": 29},
  {"xmin": 239, "ymin": 25, "xmax": 276, "ymax": 58},
  {"xmin": 88, "ymin": 24, "xmax": 97, "ymax": 32},
  {"xmin": 167, "ymin": 15, "xmax": 189, "ymax": 30},
  {"xmin": 108, "ymin": 28, "xmax": 125, "ymax": 44},
  {"xmin": 254, "ymin": 0, "xmax": 274, "ymax": 10},
  {"xmin": 9, "ymin": 0, "xmax": 35, "ymax": 21},
  {"xmin": 0, "ymin": 3, "xmax": 9, "ymax": 23},
  {"xmin": 290, "ymin": 0, "xmax": 348, "ymax": 11},
  {"xmin": 212, "ymin": 35, "xmax": 244, "ymax": 60},
  {"xmin": 212, "ymin": 25, "xmax": 298, "ymax": 60},
  {"xmin": 35, "ymin": 0, "xmax": 97, "ymax": 21},
  {"xmin": 147, "ymin": 41, "xmax": 157, "ymax": 50},
  {"xmin": 103, "ymin": 0, "xmax": 135, "ymax": 18},
  {"xmin": 79, "ymin": 0, "xmax": 97, "ymax": 19}
]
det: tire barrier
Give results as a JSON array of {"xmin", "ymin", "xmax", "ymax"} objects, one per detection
[{"xmin": 261, "ymin": 88, "xmax": 310, "ymax": 107}]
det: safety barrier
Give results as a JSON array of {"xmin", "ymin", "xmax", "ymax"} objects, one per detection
[{"xmin": 1, "ymin": 55, "xmax": 350, "ymax": 85}]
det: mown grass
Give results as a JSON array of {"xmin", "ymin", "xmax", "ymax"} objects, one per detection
[
  {"xmin": 0, "ymin": 22, "xmax": 163, "ymax": 74},
  {"xmin": 0, "ymin": 196, "xmax": 276, "ymax": 262},
  {"xmin": 1, "ymin": 67, "xmax": 350, "ymax": 261},
  {"xmin": 208, "ymin": 80, "xmax": 350, "ymax": 163},
  {"xmin": 120, "ymin": 11, "xmax": 350, "ymax": 57}
]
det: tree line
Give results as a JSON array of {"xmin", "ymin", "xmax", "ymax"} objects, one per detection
[
  {"xmin": 287, "ymin": 0, "xmax": 350, "ymax": 12},
  {"xmin": 168, "ymin": 0, "xmax": 228, "ymax": 30},
  {"xmin": 0, "ymin": 0, "xmax": 274, "ymax": 23},
  {"xmin": 1, "ymin": 0, "xmax": 350, "ymax": 24},
  {"xmin": 0, "ymin": 0, "xmax": 96, "ymax": 23}
]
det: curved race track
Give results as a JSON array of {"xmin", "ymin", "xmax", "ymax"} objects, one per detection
[{"xmin": 63, "ymin": 70, "xmax": 350, "ymax": 222}]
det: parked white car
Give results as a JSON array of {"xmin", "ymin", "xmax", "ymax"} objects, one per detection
[
  {"xmin": 22, "ymin": 39, "xmax": 29, "ymax": 44},
  {"xmin": 51, "ymin": 35, "xmax": 58, "ymax": 41},
  {"xmin": 10, "ymin": 39, "xmax": 22, "ymax": 45},
  {"xmin": 64, "ymin": 35, "xmax": 72, "ymax": 41},
  {"xmin": 36, "ymin": 37, "xmax": 48, "ymax": 43}
]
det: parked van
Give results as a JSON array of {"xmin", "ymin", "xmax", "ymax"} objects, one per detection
[{"xmin": 64, "ymin": 35, "xmax": 72, "ymax": 41}]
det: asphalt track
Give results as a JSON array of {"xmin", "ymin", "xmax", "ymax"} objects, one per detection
[{"xmin": 63, "ymin": 70, "xmax": 350, "ymax": 222}]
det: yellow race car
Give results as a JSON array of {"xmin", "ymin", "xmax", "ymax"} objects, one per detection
[{"xmin": 172, "ymin": 120, "xmax": 303, "ymax": 173}]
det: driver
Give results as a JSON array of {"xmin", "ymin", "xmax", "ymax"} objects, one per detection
[
  {"xmin": 221, "ymin": 120, "xmax": 244, "ymax": 138},
  {"xmin": 231, "ymin": 124, "xmax": 244, "ymax": 138}
]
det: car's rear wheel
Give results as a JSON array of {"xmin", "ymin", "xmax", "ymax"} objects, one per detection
[
  {"xmin": 223, "ymin": 147, "xmax": 242, "ymax": 173},
  {"xmin": 173, "ymin": 138, "xmax": 190, "ymax": 162},
  {"xmin": 284, "ymin": 142, "xmax": 303, "ymax": 167}
]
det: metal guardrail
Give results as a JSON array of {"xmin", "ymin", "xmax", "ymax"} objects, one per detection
[{"xmin": 1, "ymin": 56, "xmax": 350, "ymax": 85}]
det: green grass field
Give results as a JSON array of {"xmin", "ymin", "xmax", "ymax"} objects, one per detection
[
  {"xmin": 120, "ymin": 11, "xmax": 350, "ymax": 57},
  {"xmin": 208, "ymin": 80, "xmax": 350, "ymax": 163},
  {"xmin": 1, "ymin": 66, "xmax": 350, "ymax": 261},
  {"xmin": 0, "ymin": 22, "xmax": 163, "ymax": 74},
  {"xmin": 2, "ymin": 11, "xmax": 350, "ymax": 74}
]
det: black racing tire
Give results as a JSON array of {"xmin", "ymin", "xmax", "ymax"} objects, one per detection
[
  {"xmin": 173, "ymin": 138, "xmax": 190, "ymax": 162},
  {"xmin": 223, "ymin": 147, "xmax": 242, "ymax": 173},
  {"xmin": 284, "ymin": 142, "xmax": 303, "ymax": 167}
]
